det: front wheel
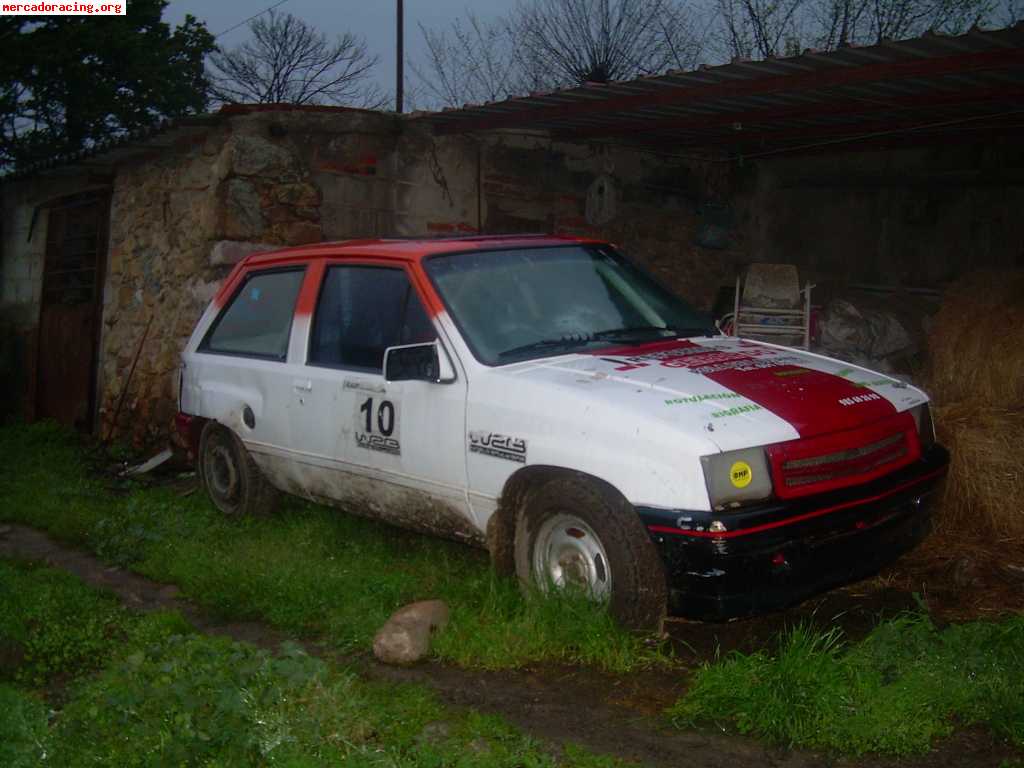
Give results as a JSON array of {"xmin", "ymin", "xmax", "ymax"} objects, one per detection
[
  {"xmin": 198, "ymin": 422, "xmax": 278, "ymax": 517},
  {"xmin": 513, "ymin": 475, "xmax": 667, "ymax": 631}
]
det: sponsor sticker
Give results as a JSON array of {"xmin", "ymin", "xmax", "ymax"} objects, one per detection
[
  {"xmin": 469, "ymin": 431, "xmax": 527, "ymax": 463},
  {"xmin": 711, "ymin": 404, "xmax": 762, "ymax": 418},
  {"xmin": 606, "ymin": 342, "xmax": 790, "ymax": 372},
  {"xmin": 854, "ymin": 378, "xmax": 896, "ymax": 388},
  {"xmin": 355, "ymin": 434, "xmax": 400, "ymax": 455},
  {"xmin": 730, "ymin": 461, "xmax": 753, "ymax": 488},
  {"xmin": 835, "ymin": 368, "xmax": 898, "ymax": 389},
  {"xmin": 664, "ymin": 392, "xmax": 742, "ymax": 406},
  {"xmin": 355, "ymin": 396, "xmax": 401, "ymax": 455},
  {"xmin": 838, "ymin": 393, "xmax": 882, "ymax": 407}
]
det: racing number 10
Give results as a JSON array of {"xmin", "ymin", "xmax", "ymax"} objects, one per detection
[{"xmin": 359, "ymin": 397, "xmax": 395, "ymax": 437}]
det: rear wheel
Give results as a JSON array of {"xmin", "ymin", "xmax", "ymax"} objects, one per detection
[
  {"xmin": 198, "ymin": 422, "xmax": 278, "ymax": 516},
  {"xmin": 513, "ymin": 475, "xmax": 667, "ymax": 631}
]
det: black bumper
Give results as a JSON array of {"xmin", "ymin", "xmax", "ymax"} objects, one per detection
[{"xmin": 638, "ymin": 445, "xmax": 949, "ymax": 621}]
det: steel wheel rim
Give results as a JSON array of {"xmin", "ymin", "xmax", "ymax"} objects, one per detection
[
  {"xmin": 532, "ymin": 513, "xmax": 612, "ymax": 599},
  {"xmin": 205, "ymin": 438, "xmax": 239, "ymax": 505}
]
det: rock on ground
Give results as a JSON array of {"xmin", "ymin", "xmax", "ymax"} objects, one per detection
[{"xmin": 372, "ymin": 600, "xmax": 450, "ymax": 665}]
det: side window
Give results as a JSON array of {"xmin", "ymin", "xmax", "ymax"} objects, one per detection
[
  {"xmin": 201, "ymin": 269, "xmax": 305, "ymax": 360},
  {"xmin": 309, "ymin": 265, "xmax": 436, "ymax": 371}
]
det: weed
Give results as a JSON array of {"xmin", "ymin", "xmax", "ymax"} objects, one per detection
[
  {"xmin": 0, "ymin": 422, "xmax": 662, "ymax": 671},
  {"xmin": 0, "ymin": 559, "xmax": 133, "ymax": 686},
  {"xmin": 0, "ymin": 558, "xmax": 629, "ymax": 767},
  {"xmin": 0, "ymin": 684, "xmax": 49, "ymax": 768},
  {"xmin": 669, "ymin": 613, "xmax": 1024, "ymax": 755}
]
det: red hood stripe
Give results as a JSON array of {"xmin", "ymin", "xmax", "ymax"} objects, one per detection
[
  {"xmin": 703, "ymin": 364, "xmax": 896, "ymax": 438},
  {"xmin": 591, "ymin": 338, "xmax": 897, "ymax": 438}
]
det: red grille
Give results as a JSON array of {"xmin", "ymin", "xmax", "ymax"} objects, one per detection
[{"xmin": 766, "ymin": 412, "xmax": 921, "ymax": 499}]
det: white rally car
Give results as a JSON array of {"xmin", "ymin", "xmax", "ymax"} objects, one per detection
[{"xmin": 176, "ymin": 235, "xmax": 948, "ymax": 629}]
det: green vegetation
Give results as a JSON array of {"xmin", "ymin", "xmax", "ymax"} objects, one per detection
[
  {"xmin": 669, "ymin": 615, "xmax": 1024, "ymax": 756},
  {"xmin": 0, "ymin": 557, "xmax": 626, "ymax": 767},
  {"xmin": 6, "ymin": 422, "xmax": 1024, "ymax": 759},
  {"xmin": 0, "ymin": 421, "xmax": 661, "ymax": 671},
  {"xmin": 1, "ymin": 559, "xmax": 131, "ymax": 686}
]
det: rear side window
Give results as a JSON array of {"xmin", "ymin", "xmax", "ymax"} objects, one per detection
[
  {"xmin": 201, "ymin": 268, "xmax": 305, "ymax": 360},
  {"xmin": 309, "ymin": 265, "xmax": 436, "ymax": 371}
]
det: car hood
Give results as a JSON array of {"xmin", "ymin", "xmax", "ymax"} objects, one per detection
[{"xmin": 497, "ymin": 335, "xmax": 929, "ymax": 453}]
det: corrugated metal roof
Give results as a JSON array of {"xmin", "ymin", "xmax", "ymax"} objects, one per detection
[{"xmin": 414, "ymin": 23, "xmax": 1024, "ymax": 155}]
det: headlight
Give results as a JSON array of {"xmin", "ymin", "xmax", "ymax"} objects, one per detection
[
  {"xmin": 909, "ymin": 403, "xmax": 935, "ymax": 450},
  {"xmin": 701, "ymin": 447, "xmax": 773, "ymax": 510}
]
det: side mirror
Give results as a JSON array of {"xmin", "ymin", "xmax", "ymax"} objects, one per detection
[{"xmin": 383, "ymin": 341, "xmax": 456, "ymax": 384}]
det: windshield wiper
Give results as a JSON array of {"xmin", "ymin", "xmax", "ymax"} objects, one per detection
[
  {"xmin": 497, "ymin": 335, "xmax": 599, "ymax": 360},
  {"xmin": 593, "ymin": 325, "xmax": 715, "ymax": 340},
  {"xmin": 591, "ymin": 325, "xmax": 679, "ymax": 340},
  {"xmin": 596, "ymin": 325, "xmax": 717, "ymax": 339},
  {"xmin": 497, "ymin": 325, "xmax": 716, "ymax": 361}
]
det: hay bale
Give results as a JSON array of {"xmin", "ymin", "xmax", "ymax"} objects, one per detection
[
  {"xmin": 925, "ymin": 271, "xmax": 1024, "ymax": 541},
  {"xmin": 933, "ymin": 403, "xmax": 1024, "ymax": 538},
  {"xmin": 926, "ymin": 270, "xmax": 1024, "ymax": 408}
]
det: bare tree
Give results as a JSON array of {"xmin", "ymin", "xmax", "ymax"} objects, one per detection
[
  {"xmin": 859, "ymin": 0, "xmax": 991, "ymax": 43},
  {"xmin": 713, "ymin": 0, "xmax": 993, "ymax": 60},
  {"xmin": 208, "ymin": 11, "xmax": 385, "ymax": 107},
  {"xmin": 810, "ymin": 0, "xmax": 869, "ymax": 48},
  {"xmin": 1002, "ymin": 0, "xmax": 1023, "ymax": 21},
  {"xmin": 714, "ymin": 0, "xmax": 807, "ymax": 58},
  {"xmin": 513, "ymin": 0, "xmax": 704, "ymax": 83},
  {"xmin": 413, "ymin": 13, "xmax": 526, "ymax": 108},
  {"xmin": 413, "ymin": 0, "xmax": 704, "ymax": 109}
]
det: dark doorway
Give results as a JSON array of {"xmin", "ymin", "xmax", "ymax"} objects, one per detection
[{"xmin": 36, "ymin": 192, "xmax": 110, "ymax": 432}]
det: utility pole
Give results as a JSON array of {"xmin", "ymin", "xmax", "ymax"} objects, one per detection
[{"xmin": 396, "ymin": 0, "xmax": 404, "ymax": 113}]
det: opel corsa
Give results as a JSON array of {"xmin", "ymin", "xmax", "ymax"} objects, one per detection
[{"xmin": 176, "ymin": 235, "xmax": 949, "ymax": 629}]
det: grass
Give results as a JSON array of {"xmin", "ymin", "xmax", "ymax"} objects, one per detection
[
  {"xmin": 0, "ymin": 421, "xmax": 663, "ymax": 672},
  {"xmin": 7, "ymin": 422, "xmax": 1024, "ymax": 759},
  {"xmin": 668, "ymin": 614, "xmax": 1024, "ymax": 756},
  {"xmin": 0, "ymin": 557, "xmax": 629, "ymax": 767}
]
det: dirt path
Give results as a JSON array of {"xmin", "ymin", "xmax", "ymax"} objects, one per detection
[{"xmin": 0, "ymin": 523, "xmax": 1018, "ymax": 768}]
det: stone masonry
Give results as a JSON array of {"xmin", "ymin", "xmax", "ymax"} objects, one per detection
[{"xmin": 6, "ymin": 106, "xmax": 742, "ymax": 448}]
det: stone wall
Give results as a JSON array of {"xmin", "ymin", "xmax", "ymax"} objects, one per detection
[
  {"xmin": 98, "ymin": 126, "xmax": 225, "ymax": 444},
  {"xmin": 9, "ymin": 107, "xmax": 743, "ymax": 447},
  {"xmin": 391, "ymin": 126, "xmax": 746, "ymax": 310},
  {"xmin": 99, "ymin": 112, "xmax": 745, "ymax": 446},
  {"xmin": 98, "ymin": 108, "xmax": 400, "ymax": 446},
  {"xmin": 17, "ymin": 109, "xmax": 1024, "ymax": 449}
]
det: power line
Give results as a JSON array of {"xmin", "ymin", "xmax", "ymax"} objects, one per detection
[{"xmin": 215, "ymin": 0, "xmax": 291, "ymax": 39}]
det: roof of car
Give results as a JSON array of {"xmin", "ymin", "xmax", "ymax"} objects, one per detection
[{"xmin": 243, "ymin": 234, "xmax": 604, "ymax": 267}]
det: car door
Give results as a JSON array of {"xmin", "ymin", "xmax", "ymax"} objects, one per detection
[
  {"xmin": 191, "ymin": 266, "xmax": 308, "ymax": 476},
  {"xmin": 288, "ymin": 261, "xmax": 478, "ymax": 542}
]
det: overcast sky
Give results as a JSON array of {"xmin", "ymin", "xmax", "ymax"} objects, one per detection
[{"xmin": 163, "ymin": 0, "xmax": 505, "ymax": 109}]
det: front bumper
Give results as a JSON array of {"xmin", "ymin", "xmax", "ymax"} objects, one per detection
[{"xmin": 638, "ymin": 444, "xmax": 949, "ymax": 621}]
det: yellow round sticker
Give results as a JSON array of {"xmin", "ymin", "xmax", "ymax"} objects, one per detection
[{"xmin": 730, "ymin": 461, "xmax": 753, "ymax": 489}]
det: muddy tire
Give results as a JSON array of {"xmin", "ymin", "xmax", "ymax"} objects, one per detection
[
  {"xmin": 513, "ymin": 475, "xmax": 667, "ymax": 632},
  {"xmin": 198, "ymin": 422, "xmax": 278, "ymax": 517}
]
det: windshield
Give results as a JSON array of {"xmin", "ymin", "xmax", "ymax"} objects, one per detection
[{"xmin": 424, "ymin": 244, "xmax": 711, "ymax": 365}]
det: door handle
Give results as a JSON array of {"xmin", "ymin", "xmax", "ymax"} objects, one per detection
[
  {"xmin": 343, "ymin": 378, "xmax": 385, "ymax": 393},
  {"xmin": 292, "ymin": 378, "xmax": 313, "ymax": 392}
]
